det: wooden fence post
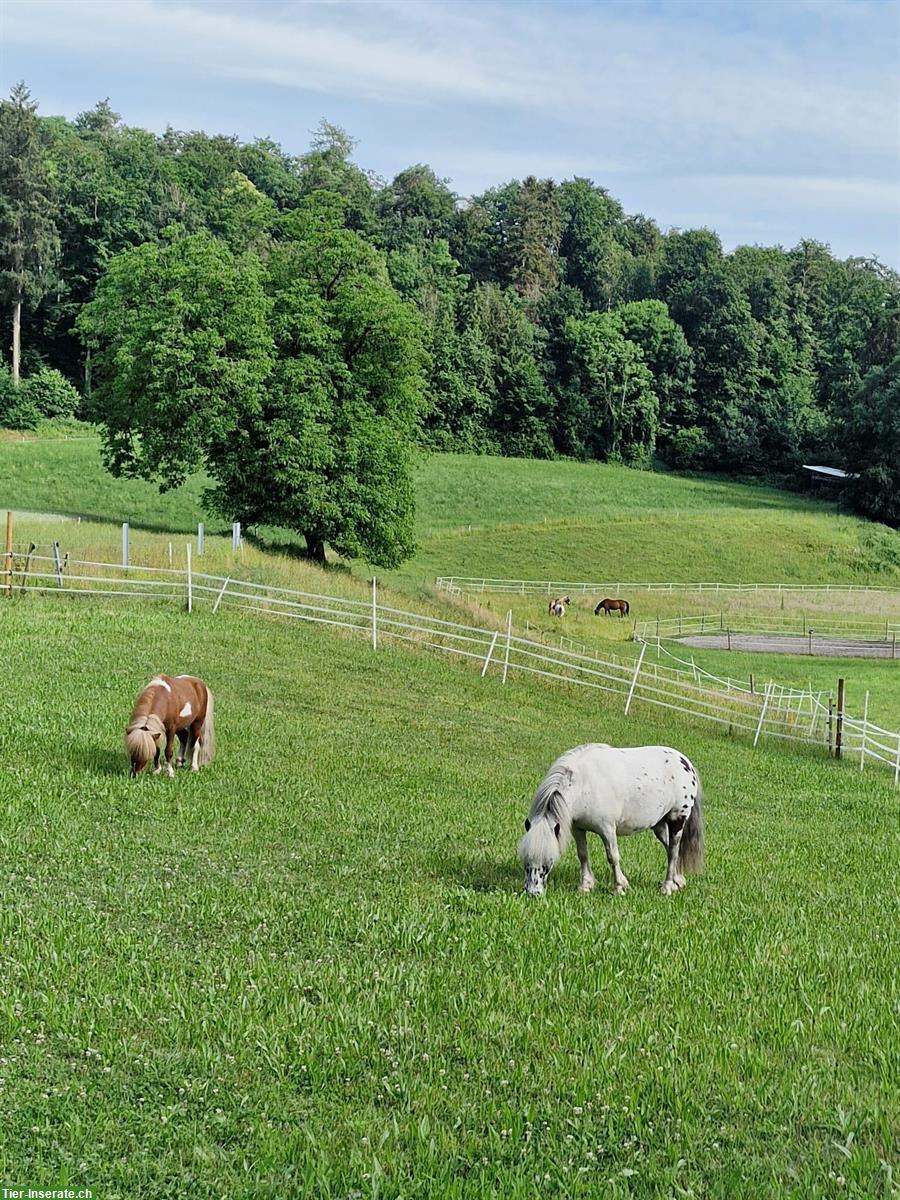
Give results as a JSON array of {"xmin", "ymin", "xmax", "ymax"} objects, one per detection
[
  {"xmin": 18, "ymin": 542, "xmax": 35, "ymax": 594},
  {"xmin": 835, "ymin": 678, "xmax": 845, "ymax": 760}
]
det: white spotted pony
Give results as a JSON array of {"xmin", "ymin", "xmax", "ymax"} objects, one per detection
[
  {"xmin": 519, "ymin": 744, "xmax": 704, "ymax": 897},
  {"xmin": 548, "ymin": 595, "xmax": 571, "ymax": 618},
  {"xmin": 125, "ymin": 674, "xmax": 215, "ymax": 777}
]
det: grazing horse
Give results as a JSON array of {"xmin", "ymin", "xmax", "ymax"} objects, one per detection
[
  {"xmin": 594, "ymin": 597, "xmax": 630, "ymax": 617},
  {"xmin": 125, "ymin": 675, "xmax": 215, "ymax": 778},
  {"xmin": 518, "ymin": 744, "xmax": 704, "ymax": 897},
  {"xmin": 549, "ymin": 595, "xmax": 571, "ymax": 617}
]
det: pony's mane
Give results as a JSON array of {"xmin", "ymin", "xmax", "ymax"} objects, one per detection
[{"xmin": 518, "ymin": 763, "xmax": 574, "ymax": 865}]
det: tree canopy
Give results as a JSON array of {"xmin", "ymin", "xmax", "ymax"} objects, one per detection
[{"xmin": 3, "ymin": 84, "xmax": 899, "ymax": 537}]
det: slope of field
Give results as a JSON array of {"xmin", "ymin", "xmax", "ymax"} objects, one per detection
[
  {"xmin": 1, "ymin": 598, "xmax": 896, "ymax": 1199},
  {"xmin": 3, "ymin": 439, "xmax": 899, "ymax": 588}
]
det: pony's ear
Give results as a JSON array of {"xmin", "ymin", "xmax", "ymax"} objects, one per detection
[
  {"xmin": 524, "ymin": 818, "xmax": 531, "ymax": 832},
  {"xmin": 553, "ymin": 822, "xmax": 561, "ymax": 839}
]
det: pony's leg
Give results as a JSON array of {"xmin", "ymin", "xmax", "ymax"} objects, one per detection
[
  {"xmin": 164, "ymin": 733, "xmax": 176, "ymax": 778},
  {"xmin": 176, "ymin": 729, "xmax": 188, "ymax": 768},
  {"xmin": 598, "ymin": 827, "xmax": 629, "ymax": 894},
  {"xmin": 660, "ymin": 815, "xmax": 687, "ymax": 895},
  {"xmin": 574, "ymin": 828, "xmax": 596, "ymax": 893},
  {"xmin": 153, "ymin": 744, "xmax": 162, "ymax": 775},
  {"xmin": 190, "ymin": 719, "xmax": 203, "ymax": 771}
]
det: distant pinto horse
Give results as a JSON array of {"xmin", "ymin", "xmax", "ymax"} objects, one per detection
[
  {"xmin": 518, "ymin": 743, "xmax": 705, "ymax": 898},
  {"xmin": 549, "ymin": 595, "xmax": 571, "ymax": 618},
  {"xmin": 125, "ymin": 675, "xmax": 215, "ymax": 778},
  {"xmin": 594, "ymin": 597, "xmax": 630, "ymax": 618}
]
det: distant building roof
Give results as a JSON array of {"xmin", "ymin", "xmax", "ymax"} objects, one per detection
[{"xmin": 801, "ymin": 465, "xmax": 856, "ymax": 480}]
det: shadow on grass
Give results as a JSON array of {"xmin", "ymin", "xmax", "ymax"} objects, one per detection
[
  {"xmin": 69, "ymin": 744, "xmax": 128, "ymax": 778},
  {"xmin": 436, "ymin": 853, "xmax": 521, "ymax": 893}
]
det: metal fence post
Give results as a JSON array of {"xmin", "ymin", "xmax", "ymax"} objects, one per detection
[
  {"xmin": 122, "ymin": 522, "xmax": 129, "ymax": 569},
  {"xmin": 197, "ymin": 523, "xmax": 205, "ymax": 556},
  {"xmin": 52, "ymin": 541, "xmax": 63, "ymax": 588},
  {"xmin": 186, "ymin": 544, "xmax": 193, "ymax": 613},
  {"xmin": 859, "ymin": 691, "xmax": 869, "ymax": 773},
  {"xmin": 835, "ymin": 678, "xmax": 845, "ymax": 760}
]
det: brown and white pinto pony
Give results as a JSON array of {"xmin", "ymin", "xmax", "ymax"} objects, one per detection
[
  {"xmin": 125, "ymin": 675, "xmax": 215, "ymax": 778},
  {"xmin": 594, "ymin": 598, "xmax": 630, "ymax": 618},
  {"xmin": 549, "ymin": 595, "xmax": 571, "ymax": 618}
]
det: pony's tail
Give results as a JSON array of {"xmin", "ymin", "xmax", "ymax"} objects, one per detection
[
  {"xmin": 624, "ymin": 600, "xmax": 630, "ymax": 616},
  {"xmin": 197, "ymin": 688, "xmax": 215, "ymax": 766},
  {"xmin": 125, "ymin": 714, "xmax": 165, "ymax": 775},
  {"xmin": 680, "ymin": 780, "xmax": 705, "ymax": 873}
]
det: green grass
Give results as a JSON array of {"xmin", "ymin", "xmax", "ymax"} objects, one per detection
[{"xmin": 0, "ymin": 599, "xmax": 897, "ymax": 1199}]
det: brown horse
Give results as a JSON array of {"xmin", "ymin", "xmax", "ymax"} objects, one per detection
[
  {"xmin": 125, "ymin": 675, "xmax": 215, "ymax": 777},
  {"xmin": 549, "ymin": 595, "xmax": 571, "ymax": 617},
  {"xmin": 594, "ymin": 598, "xmax": 630, "ymax": 617}
]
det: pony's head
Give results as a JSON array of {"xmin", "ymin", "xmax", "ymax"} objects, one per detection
[
  {"xmin": 518, "ymin": 813, "xmax": 564, "ymax": 897},
  {"xmin": 125, "ymin": 713, "xmax": 166, "ymax": 776}
]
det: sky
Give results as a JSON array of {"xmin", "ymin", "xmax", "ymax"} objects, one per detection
[{"xmin": 2, "ymin": 0, "xmax": 898, "ymax": 266}]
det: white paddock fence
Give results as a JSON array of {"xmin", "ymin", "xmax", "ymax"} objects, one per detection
[
  {"xmin": 7, "ymin": 552, "xmax": 900, "ymax": 784},
  {"xmin": 436, "ymin": 576, "xmax": 900, "ymax": 598}
]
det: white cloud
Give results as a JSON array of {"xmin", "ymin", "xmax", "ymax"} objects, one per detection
[{"xmin": 3, "ymin": 0, "xmax": 895, "ymax": 165}]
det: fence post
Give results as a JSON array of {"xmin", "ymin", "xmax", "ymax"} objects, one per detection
[
  {"xmin": 835, "ymin": 678, "xmax": 845, "ymax": 760},
  {"xmin": 624, "ymin": 642, "xmax": 647, "ymax": 715},
  {"xmin": 122, "ymin": 522, "xmax": 129, "ymax": 569},
  {"xmin": 197, "ymin": 523, "xmax": 205, "ymax": 556},
  {"xmin": 894, "ymin": 734, "xmax": 900, "ymax": 786},
  {"xmin": 502, "ymin": 609, "xmax": 512, "ymax": 684},
  {"xmin": 808, "ymin": 629, "xmax": 813, "ymax": 656},
  {"xmin": 753, "ymin": 681, "xmax": 773, "ymax": 747},
  {"xmin": 859, "ymin": 690, "xmax": 869, "ymax": 773},
  {"xmin": 186, "ymin": 544, "xmax": 193, "ymax": 614},
  {"xmin": 18, "ymin": 542, "xmax": 35, "ymax": 594},
  {"xmin": 212, "ymin": 576, "xmax": 231, "ymax": 614},
  {"xmin": 481, "ymin": 630, "xmax": 500, "ymax": 678},
  {"xmin": 232, "ymin": 522, "xmax": 241, "ymax": 552},
  {"xmin": 52, "ymin": 541, "xmax": 63, "ymax": 587},
  {"xmin": 372, "ymin": 577, "xmax": 377, "ymax": 651},
  {"xmin": 4, "ymin": 510, "xmax": 12, "ymax": 597}
]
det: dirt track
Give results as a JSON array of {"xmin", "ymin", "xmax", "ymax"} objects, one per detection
[{"xmin": 680, "ymin": 633, "xmax": 899, "ymax": 660}]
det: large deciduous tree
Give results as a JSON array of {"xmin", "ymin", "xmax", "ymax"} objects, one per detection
[
  {"xmin": 80, "ymin": 195, "xmax": 426, "ymax": 566},
  {"xmin": 0, "ymin": 83, "xmax": 59, "ymax": 382}
]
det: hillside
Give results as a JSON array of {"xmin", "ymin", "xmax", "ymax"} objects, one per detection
[{"xmin": 3, "ymin": 438, "xmax": 900, "ymax": 588}]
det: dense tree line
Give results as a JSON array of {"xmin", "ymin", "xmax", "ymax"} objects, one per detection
[{"xmin": 1, "ymin": 85, "xmax": 898, "ymax": 557}]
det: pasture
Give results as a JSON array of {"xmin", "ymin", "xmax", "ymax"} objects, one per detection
[
  {"xmin": 1, "ymin": 437, "xmax": 899, "ymax": 1196},
  {"xmin": 1, "ymin": 600, "xmax": 897, "ymax": 1199}
]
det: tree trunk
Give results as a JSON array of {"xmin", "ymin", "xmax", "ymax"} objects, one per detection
[
  {"xmin": 306, "ymin": 535, "xmax": 327, "ymax": 564},
  {"xmin": 12, "ymin": 299, "xmax": 21, "ymax": 384}
]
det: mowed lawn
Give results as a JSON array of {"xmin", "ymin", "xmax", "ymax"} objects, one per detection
[{"xmin": 0, "ymin": 599, "xmax": 896, "ymax": 1199}]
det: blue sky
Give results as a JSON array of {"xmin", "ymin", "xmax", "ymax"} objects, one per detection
[{"xmin": 2, "ymin": 0, "xmax": 898, "ymax": 265}]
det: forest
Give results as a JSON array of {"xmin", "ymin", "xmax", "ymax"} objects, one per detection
[{"xmin": 2, "ymin": 83, "xmax": 898, "ymax": 548}]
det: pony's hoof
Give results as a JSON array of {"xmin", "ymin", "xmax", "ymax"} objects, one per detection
[
  {"xmin": 675, "ymin": 875, "xmax": 686, "ymax": 889},
  {"xmin": 153, "ymin": 765, "xmax": 162, "ymax": 776},
  {"xmin": 578, "ymin": 879, "xmax": 596, "ymax": 894},
  {"xmin": 660, "ymin": 880, "xmax": 679, "ymax": 896},
  {"xmin": 190, "ymin": 765, "xmax": 199, "ymax": 773},
  {"xmin": 165, "ymin": 764, "xmax": 175, "ymax": 779},
  {"xmin": 613, "ymin": 880, "xmax": 630, "ymax": 896}
]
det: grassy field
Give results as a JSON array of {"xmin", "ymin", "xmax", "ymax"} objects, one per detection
[{"xmin": 1, "ymin": 599, "xmax": 897, "ymax": 1199}]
